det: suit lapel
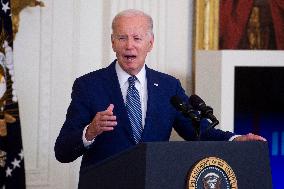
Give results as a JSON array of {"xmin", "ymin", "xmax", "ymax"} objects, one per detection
[
  {"xmin": 102, "ymin": 61, "xmax": 136, "ymax": 143},
  {"xmin": 142, "ymin": 66, "xmax": 160, "ymax": 140}
]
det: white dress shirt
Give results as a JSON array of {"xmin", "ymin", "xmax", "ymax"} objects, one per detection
[{"xmin": 115, "ymin": 62, "xmax": 148, "ymax": 128}]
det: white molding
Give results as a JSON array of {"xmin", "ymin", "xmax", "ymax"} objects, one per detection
[{"xmin": 14, "ymin": 0, "xmax": 53, "ymax": 186}]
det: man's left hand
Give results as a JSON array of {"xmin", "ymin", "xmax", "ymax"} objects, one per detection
[{"xmin": 233, "ymin": 133, "xmax": 267, "ymax": 141}]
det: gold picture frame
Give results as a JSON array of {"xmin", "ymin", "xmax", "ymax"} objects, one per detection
[
  {"xmin": 11, "ymin": 0, "xmax": 44, "ymax": 40},
  {"xmin": 192, "ymin": 0, "xmax": 219, "ymax": 92},
  {"xmin": 194, "ymin": 0, "xmax": 219, "ymax": 50}
]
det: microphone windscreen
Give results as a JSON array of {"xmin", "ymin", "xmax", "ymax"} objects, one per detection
[
  {"xmin": 170, "ymin": 95, "xmax": 187, "ymax": 112},
  {"xmin": 171, "ymin": 95, "xmax": 200, "ymax": 121},
  {"xmin": 170, "ymin": 95, "xmax": 183, "ymax": 109},
  {"xmin": 189, "ymin": 94, "xmax": 205, "ymax": 109}
]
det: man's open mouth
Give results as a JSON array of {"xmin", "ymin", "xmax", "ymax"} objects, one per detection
[{"xmin": 124, "ymin": 55, "xmax": 137, "ymax": 61}]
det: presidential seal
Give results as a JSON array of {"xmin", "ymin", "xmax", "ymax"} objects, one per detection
[{"xmin": 187, "ymin": 157, "xmax": 237, "ymax": 189}]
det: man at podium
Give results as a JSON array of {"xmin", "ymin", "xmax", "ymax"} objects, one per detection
[{"xmin": 54, "ymin": 9, "xmax": 266, "ymax": 178}]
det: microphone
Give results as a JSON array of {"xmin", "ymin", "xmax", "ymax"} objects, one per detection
[
  {"xmin": 170, "ymin": 95, "xmax": 200, "ymax": 122},
  {"xmin": 189, "ymin": 94, "xmax": 219, "ymax": 127}
]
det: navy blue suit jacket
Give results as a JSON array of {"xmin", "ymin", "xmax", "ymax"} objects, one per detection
[{"xmin": 54, "ymin": 60, "xmax": 234, "ymax": 175}]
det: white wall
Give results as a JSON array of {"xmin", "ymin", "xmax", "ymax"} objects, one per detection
[{"xmin": 13, "ymin": 0, "xmax": 194, "ymax": 188}]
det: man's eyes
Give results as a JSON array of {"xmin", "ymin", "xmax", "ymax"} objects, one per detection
[
  {"xmin": 117, "ymin": 36, "xmax": 142, "ymax": 41},
  {"xmin": 118, "ymin": 37, "xmax": 127, "ymax": 41}
]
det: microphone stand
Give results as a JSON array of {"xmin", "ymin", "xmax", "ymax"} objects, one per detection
[
  {"xmin": 191, "ymin": 113, "xmax": 220, "ymax": 141},
  {"xmin": 205, "ymin": 120, "xmax": 219, "ymax": 132},
  {"xmin": 192, "ymin": 118, "xmax": 201, "ymax": 141},
  {"xmin": 169, "ymin": 95, "xmax": 202, "ymax": 141},
  {"xmin": 180, "ymin": 110, "xmax": 201, "ymax": 141},
  {"xmin": 183, "ymin": 106, "xmax": 201, "ymax": 141}
]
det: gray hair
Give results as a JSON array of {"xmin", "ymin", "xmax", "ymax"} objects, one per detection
[{"xmin": 111, "ymin": 9, "xmax": 153, "ymax": 36}]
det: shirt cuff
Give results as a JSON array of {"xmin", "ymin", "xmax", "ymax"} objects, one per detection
[
  {"xmin": 82, "ymin": 124, "xmax": 96, "ymax": 148},
  {"xmin": 229, "ymin": 135, "xmax": 241, "ymax": 141}
]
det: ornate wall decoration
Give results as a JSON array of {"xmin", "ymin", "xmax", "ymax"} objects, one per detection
[
  {"xmin": 11, "ymin": 0, "xmax": 44, "ymax": 40},
  {"xmin": 194, "ymin": 0, "xmax": 219, "ymax": 50}
]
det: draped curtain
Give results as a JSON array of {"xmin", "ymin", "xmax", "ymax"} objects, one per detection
[
  {"xmin": 269, "ymin": 0, "xmax": 284, "ymax": 49},
  {"xmin": 219, "ymin": 0, "xmax": 284, "ymax": 50}
]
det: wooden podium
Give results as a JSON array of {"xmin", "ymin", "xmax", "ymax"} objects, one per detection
[{"xmin": 78, "ymin": 141, "xmax": 272, "ymax": 189}]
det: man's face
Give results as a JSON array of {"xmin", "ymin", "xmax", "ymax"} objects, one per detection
[{"xmin": 111, "ymin": 15, "xmax": 154, "ymax": 75}]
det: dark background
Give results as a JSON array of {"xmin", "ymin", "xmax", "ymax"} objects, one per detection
[{"xmin": 234, "ymin": 66, "xmax": 284, "ymax": 189}]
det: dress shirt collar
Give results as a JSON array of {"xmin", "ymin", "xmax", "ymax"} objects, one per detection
[{"xmin": 115, "ymin": 60, "xmax": 146, "ymax": 87}]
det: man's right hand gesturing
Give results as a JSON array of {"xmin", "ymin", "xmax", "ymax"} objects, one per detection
[{"xmin": 85, "ymin": 104, "xmax": 117, "ymax": 141}]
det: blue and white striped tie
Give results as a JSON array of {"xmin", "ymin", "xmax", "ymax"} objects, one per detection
[{"xmin": 126, "ymin": 76, "xmax": 143, "ymax": 144}]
